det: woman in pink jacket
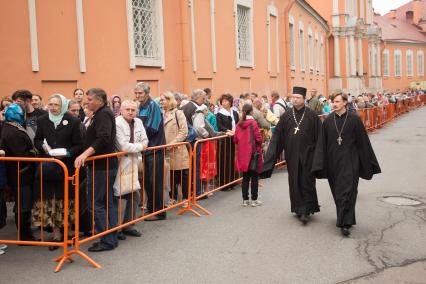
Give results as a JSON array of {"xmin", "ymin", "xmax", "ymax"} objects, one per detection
[{"xmin": 234, "ymin": 104, "xmax": 264, "ymax": 207}]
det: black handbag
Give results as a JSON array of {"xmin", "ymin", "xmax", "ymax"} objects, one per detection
[
  {"xmin": 248, "ymin": 125, "xmax": 259, "ymax": 172},
  {"xmin": 34, "ymin": 161, "xmax": 65, "ymax": 182}
]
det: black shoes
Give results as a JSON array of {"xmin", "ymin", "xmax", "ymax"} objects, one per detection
[
  {"xmin": 117, "ymin": 231, "xmax": 126, "ymax": 240},
  {"xmin": 298, "ymin": 215, "xmax": 309, "ymax": 225},
  {"xmin": 144, "ymin": 214, "xmax": 167, "ymax": 221},
  {"xmin": 340, "ymin": 226, "xmax": 351, "ymax": 237},
  {"xmin": 88, "ymin": 242, "xmax": 114, "ymax": 252},
  {"xmin": 123, "ymin": 229, "xmax": 142, "ymax": 237}
]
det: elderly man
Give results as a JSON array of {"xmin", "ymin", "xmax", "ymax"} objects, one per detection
[
  {"xmin": 114, "ymin": 100, "xmax": 148, "ymax": 239},
  {"xmin": 74, "ymin": 88, "xmax": 118, "ymax": 252},
  {"xmin": 181, "ymin": 89, "xmax": 207, "ymax": 197},
  {"xmin": 134, "ymin": 82, "xmax": 167, "ymax": 221}
]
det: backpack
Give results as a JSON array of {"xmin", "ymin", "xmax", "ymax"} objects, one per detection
[
  {"xmin": 175, "ymin": 111, "xmax": 197, "ymax": 143},
  {"xmin": 275, "ymin": 101, "xmax": 289, "ymax": 112}
]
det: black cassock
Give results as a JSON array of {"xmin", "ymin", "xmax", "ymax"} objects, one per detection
[
  {"xmin": 262, "ymin": 106, "xmax": 321, "ymax": 216},
  {"xmin": 312, "ymin": 111, "xmax": 381, "ymax": 227}
]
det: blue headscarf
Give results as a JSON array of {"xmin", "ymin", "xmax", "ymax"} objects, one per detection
[{"xmin": 4, "ymin": 103, "xmax": 25, "ymax": 126}]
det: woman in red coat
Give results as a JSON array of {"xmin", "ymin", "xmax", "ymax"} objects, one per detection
[{"xmin": 234, "ymin": 104, "xmax": 263, "ymax": 207}]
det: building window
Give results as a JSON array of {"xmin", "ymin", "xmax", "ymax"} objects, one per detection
[
  {"xmin": 236, "ymin": 1, "xmax": 253, "ymax": 67},
  {"xmin": 299, "ymin": 22, "xmax": 305, "ymax": 71},
  {"xmin": 406, "ymin": 50, "xmax": 413, "ymax": 76},
  {"xmin": 289, "ymin": 16, "xmax": 295, "ymax": 69},
  {"xmin": 394, "ymin": 49, "xmax": 402, "ymax": 77},
  {"xmin": 129, "ymin": 0, "xmax": 165, "ymax": 67},
  {"xmin": 320, "ymin": 38, "xmax": 325, "ymax": 75},
  {"xmin": 308, "ymin": 28, "xmax": 313, "ymax": 71},
  {"xmin": 417, "ymin": 50, "xmax": 424, "ymax": 75},
  {"xmin": 383, "ymin": 49, "xmax": 389, "ymax": 76},
  {"xmin": 315, "ymin": 33, "xmax": 319, "ymax": 73}
]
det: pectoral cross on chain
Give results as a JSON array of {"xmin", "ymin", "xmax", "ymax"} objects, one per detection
[
  {"xmin": 294, "ymin": 126, "xmax": 300, "ymax": 134},
  {"xmin": 337, "ymin": 136, "xmax": 343, "ymax": 145}
]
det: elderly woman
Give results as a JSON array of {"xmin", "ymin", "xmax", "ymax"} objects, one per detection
[
  {"xmin": 33, "ymin": 94, "xmax": 83, "ymax": 250},
  {"xmin": 216, "ymin": 94, "xmax": 239, "ymax": 190},
  {"xmin": 0, "ymin": 103, "xmax": 38, "ymax": 241},
  {"xmin": 160, "ymin": 92, "xmax": 190, "ymax": 205}
]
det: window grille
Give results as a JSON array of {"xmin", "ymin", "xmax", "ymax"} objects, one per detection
[
  {"xmin": 132, "ymin": 0, "xmax": 161, "ymax": 63},
  {"xmin": 237, "ymin": 5, "xmax": 251, "ymax": 65}
]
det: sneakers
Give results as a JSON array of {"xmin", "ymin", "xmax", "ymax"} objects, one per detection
[
  {"xmin": 251, "ymin": 200, "xmax": 263, "ymax": 207},
  {"xmin": 242, "ymin": 200, "xmax": 250, "ymax": 207}
]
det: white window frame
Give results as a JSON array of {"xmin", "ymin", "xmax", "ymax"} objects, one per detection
[
  {"xmin": 299, "ymin": 21, "xmax": 305, "ymax": 72},
  {"xmin": 394, "ymin": 49, "xmax": 402, "ymax": 77},
  {"xmin": 417, "ymin": 50, "xmax": 424, "ymax": 75},
  {"xmin": 235, "ymin": 0, "xmax": 254, "ymax": 68},
  {"xmin": 315, "ymin": 32, "xmax": 319, "ymax": 73},
  {"xmin": 126, "ymin": 0, "xmax": 165, "ymax": 69},
  {"xmin": 308, "ymin": 27, "xmax": 313, "ymax": 72},
  {"xmin": 406, "ymin": 49, "xmax": 413, "ymax": 77},
  {"xmin": 267, "ymin": 4, "xmax": 279, "ymax": 73},
  {"xmin": 289, "ymin": 15, "xmax": 296, "ymax": 70},
  {"xmin": 383, "ymin": 49, "xmax": 389, "ymax": 77},
  {"xmin": 320, "ymin": 36, "xmax": 325, "ymax": 75}
]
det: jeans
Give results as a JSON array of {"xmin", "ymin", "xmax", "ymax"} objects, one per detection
[
  {"xmin": 241, "ymin": 171, "xmax": 259, "ymax": 201},
  {"xmin": 144, "ymin": 151, "xmax": 166, "ymax": 217},
  {"xmin": 86, "ymin": 165, "xmax": 118, "ymax": 248}
]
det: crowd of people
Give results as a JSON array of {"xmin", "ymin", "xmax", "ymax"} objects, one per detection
[{"xmin": 0, "ymin": 83, "xmax": 422, "ymax": 255}]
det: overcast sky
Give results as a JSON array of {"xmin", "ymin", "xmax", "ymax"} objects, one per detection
[{"xmin": 373, "ymin": 0, "xmax": 411, "ymax": 15}]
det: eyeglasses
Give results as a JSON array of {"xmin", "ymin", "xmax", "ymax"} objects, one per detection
[{"xmin": 134, "ymin": 92, "xmax": 144, "ymax": 95}]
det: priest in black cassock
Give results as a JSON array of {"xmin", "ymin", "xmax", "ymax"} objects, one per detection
[
  {"xmin": 261, "ymin": 86, "xmax": 321, "ymax": 225},
  {"xmin": 312, "ymin": 93, "xmax": 381, "ymax": 237}
]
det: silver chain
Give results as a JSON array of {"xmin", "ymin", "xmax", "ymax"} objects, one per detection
[{"xmin": 333, "ymin": 111, "xmax": 348, "ymax": 144}]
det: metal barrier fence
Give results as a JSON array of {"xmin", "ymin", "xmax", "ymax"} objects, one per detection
[
  {"xmin": 51, "ymin": 142, "xmax": 195, "ymax": 271},
  {"xmin": 0, "ymin": 94, "xmax": 424, "ymax": 272},
  {"xmin": 0, "ymin": 157, "xmax": 72, "ymax": 272}
]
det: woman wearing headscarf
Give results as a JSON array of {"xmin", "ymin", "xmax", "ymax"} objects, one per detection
[
  {"xmin": 32, "ymin": 94, "xmax": 83, "ymax": 250},
  {"xmin": 0, "ymin": 103, "xmax": 38, "ymax": 241},
  {"xmin": 110, "ymin": 95, "xmax": 122, "ymax": 117}
]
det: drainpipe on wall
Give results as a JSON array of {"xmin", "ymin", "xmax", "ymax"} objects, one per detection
[
  {"xmin": 180, "ymin": 0, "xmax": 192, "ymax": 94},
  {"xmin": 284, "ymin": 0, "xmax": 296, "ymax": 96}
]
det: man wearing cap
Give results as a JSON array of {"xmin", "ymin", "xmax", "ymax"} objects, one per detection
[{"xmin": 262, "ymin": 86, "xmax": 322, "ymax": 225}]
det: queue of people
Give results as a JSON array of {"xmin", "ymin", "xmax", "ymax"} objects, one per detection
[{"xmin": 0, "ymin": 83, "xmax": 422, "ymax": 257}]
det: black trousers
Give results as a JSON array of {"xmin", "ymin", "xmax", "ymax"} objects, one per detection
[
  {"xmin": 241, "ymin": 171, "xmax": 259, "ymax": 201},
  {"xmin": 169, "ymin": 169, "xmax": 189, "ymax": 200},
  {"xmin": 144, "ymin": 151, "xmax": 166, "ymax": 217}
]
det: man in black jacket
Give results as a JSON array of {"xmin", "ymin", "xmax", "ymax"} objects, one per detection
[{"xmin": 74, "ymin": 88, "xmax": 118, "ymax": 252}]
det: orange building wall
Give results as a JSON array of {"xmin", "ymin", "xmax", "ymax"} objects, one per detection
[
  {"xmin": 0, "ymin": 0, "xmax": 331, "ymax": 102},
  {"xmin": 382, "ymin": 43, "xmax": 426, "ymax": 92},
  {"xmin": 288, "ymin": 2, "xmax": 328, "ymax": 96}
]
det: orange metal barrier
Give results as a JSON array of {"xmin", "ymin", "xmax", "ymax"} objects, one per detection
[
  {"xmin": 0, "ymin": 157, "xmax": 72, "ymax": 272},
  {"xmin": 60, "ymin": 142, "xmax": 195, "ymax": 270}
]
